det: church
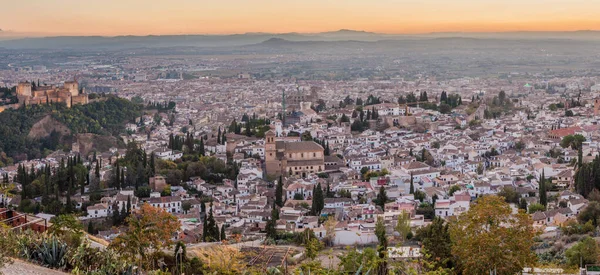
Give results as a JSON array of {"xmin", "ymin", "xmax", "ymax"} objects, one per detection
[{"xmin": 264, "ymin": 130, "xmax": 325, "ymax": 177}]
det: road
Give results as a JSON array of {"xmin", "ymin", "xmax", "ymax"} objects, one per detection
[{"xmin": 0, "ymin": 259, "xmax": 68, "ymax": 275}]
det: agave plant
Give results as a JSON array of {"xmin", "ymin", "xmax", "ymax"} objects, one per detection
[
  {"xmin": 266, "ymin": 267, "xmax": 283, "ymax": 275},
  {"xmin": 355, "ymin": 263, "xmax": 372, "ymax": 275},
  {"xmin": 35, "ymin": 236, "xmax": 68, "ymax": 269}
]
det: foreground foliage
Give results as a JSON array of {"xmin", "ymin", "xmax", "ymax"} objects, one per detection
[{"xmin": 449, "ymin": 195, "xmax": 536, "ymax": 275}]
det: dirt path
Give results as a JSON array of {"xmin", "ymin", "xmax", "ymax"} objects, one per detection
[{"xmin": 0, "ymin": 259, "xmax": 68, "ymax": 275}]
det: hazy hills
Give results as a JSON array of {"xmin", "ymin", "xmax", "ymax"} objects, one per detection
[{"xmin": 1, "ymin": 29, "xmax": 599, "ymax": 50}]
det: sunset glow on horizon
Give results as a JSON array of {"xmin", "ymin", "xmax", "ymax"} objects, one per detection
[{"xmin": 2, "ymin": 0, "xmax": 599, "ymax": 36}]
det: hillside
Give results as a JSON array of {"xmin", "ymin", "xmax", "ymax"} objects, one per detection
[
  {"xmin": 0, "ymin": 96, "xmax": 142, "ymax": 162},
  {"xmin": 28, "ymin": 115, "xmax": 71, "ymax": 139}
]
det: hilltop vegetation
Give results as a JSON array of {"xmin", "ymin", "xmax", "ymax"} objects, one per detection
[{"xmin": 0, "ymin": 96, "xmax": 142, "ymax": 162}]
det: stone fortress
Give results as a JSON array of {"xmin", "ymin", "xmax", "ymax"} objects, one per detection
[{"xmin": 16, "ymin": 79, "xmax": 89, "ymax": 108}]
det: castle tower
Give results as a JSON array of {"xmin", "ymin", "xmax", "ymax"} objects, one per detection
[
  {"xmin": 16, "ymin": 82, "xmax": 32, "ymax": 97},
  {"xmin": 63, "ymin": 80, "xmax": 79, "ymax": 96}
]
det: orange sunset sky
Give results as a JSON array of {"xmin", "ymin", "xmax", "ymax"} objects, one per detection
[{"xmin": 1, "ymin": 0, "xmax": 599, "ymax": 36}]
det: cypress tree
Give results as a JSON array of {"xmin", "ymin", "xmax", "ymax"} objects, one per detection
[
  {"xmin": 217, "ymin": 127, "xmax": 221, "ymax": 144},
  {"xmin": 220, "ymin": 225, "xmax": 226, "ymax": 241},
  {"xmin": 87, "ymin": 221, "xmax": 94, "ymax": 234},
  {"xmin": 275, "ymin": 176, "xmax": 283, "ymax": 207},
  {"xmin": 199, "ymin": 138, "xmax": 205, "ymax": 156},
  {"xmin": 115, "ymin": 162, "xmax": 120, "ymax": 189},
  {"xmin": 149, "ymin": 152, "xmax": 156, "ymax": 176},
  {"xmin": 578, "ymin": 146, "xmax": 583, "ymax": 168},
  {"xmin": 409, "ymin": 174, "xmax": 415, "ymax": 194},
  {"xmin": 539, "ymin": 170, "xmax": 547, "ymax": 208},
  {"xmin": 95, "ymin": 161, "xmax": 100, "ymax": 178},
  {"xmin": 202, "ymin": 216, "xmax": 208, "ymax": 242}
]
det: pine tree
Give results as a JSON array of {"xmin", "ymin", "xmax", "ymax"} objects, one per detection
[{"xmin": 539, "ymin": 170, "xmax": 547, "ymax": 208}]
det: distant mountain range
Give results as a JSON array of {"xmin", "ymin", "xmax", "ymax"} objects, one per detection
[{"xmin": 0, "ymin": 29, "xmax": 599, "ymax": 50}]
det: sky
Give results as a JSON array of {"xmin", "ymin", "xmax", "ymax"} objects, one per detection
[{"xmin": 1, "ymin": 0, "xmax": 599, "ymax": 36}]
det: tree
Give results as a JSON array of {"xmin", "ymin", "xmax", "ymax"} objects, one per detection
[
  {"xmin": 87, "ymin": 221, "xmax": 95, "ymax": 234},
  {"xmin": 266, "ymin": 203, "xmax": 278, "ymax": 240},
  {"xmin": 305, "ymin": 237, "xmax": 323, "ymax": 260},
  {"xmin": 578, "ymin": 201, "xmax": 600, "ymax": 226},
  {"xmin": 394, "ymin": 211, "xmax": 411, "ymax": 244},
  {"xmin": 322, "ymin": 216, "xmax": 337, "ymax": 247},
  {"xmin": 220, "ymin": 225, "xmax": 226, "ymax": 241},
  {"xmin": 476, "ymin": 163, "xmax": 484, "ymax": 175},
  {"xmin": 340, "ymin": 113, "xmax": 350, "ymax": 123},
  {"xmin": 560, "ymin": 134, "xmax": 586, "ymax": 150},
  {"xmin": 449, "ymin": 196, "xmax": 536, "ymax": 275},
  {"xmin": 0, "ymin": 224, "xmax": 14, "ymax": 270},
  {"xmin": 539, "ymin": 170, "xmax": 547, "ymax": 207},
  {"xmin": 109, "ymin": 204, "xmax": 180, "ymax": 270},
  {"xmin": 182, "ymin": 201, "xmax": 192, "ymax": 213},
  {"xmin": 519, "ymin": 198, "xmax": 528, "ymax": 210},
  {"xmin": 417, "ymin": 217, "xmax": 453, "ymax": 270},
  {"xmin": 578, "ymin": 146, "xmax": 583, "ymax": 168},
  {"xmin": 301, "ymin": 131, "xmax": 313, "ymax": 141},
  {"xmin": 374, "ymin": 216, "xmax": 388, "ymax": 274},
  {"xmin": 275, "ymin": 176, "xmax": 284, "ymax": 207},
  {"xmin": 311, "ymin": 183, "xmax": 324, "ymax": 215},
  {"xmin": 448, "ymin": 185, "xmax": 461, "ymax": 196},
  {"xmin": 439, "ymin": 103, "xmax": 452, "ymax": 114},
  {"xmin": 49, "ymin": 214, "xmax": 84, "ymax": 247},
  {"xmin": 376, "ymin": 186, "xmax": 388, "ymax": 209},
  {"xmin": 528, "ymin": 203, "xmax": 546, "ymax": 214},
  {"xmin": 565, "ymin": 236, "xmax": 598, "ymax": 267},
  {"xmin": 409, "ymin": 174, "xmax": 414, "ymax": 194},
  {"xmin": 497, "ymin": 186, "xmax": 519, "ymax": 204},
  {"xmin": 565, "ymin": 109, "xmax": 574, "ymax": 117}
]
